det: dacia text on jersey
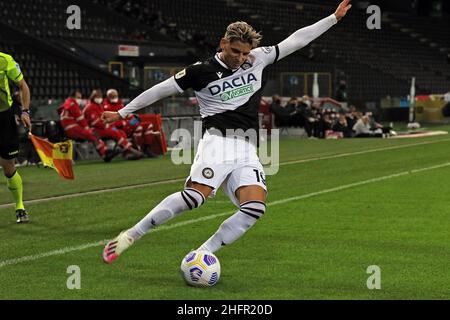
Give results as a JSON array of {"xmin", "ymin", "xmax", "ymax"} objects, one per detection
[{"xmin": 208, "ymin": 73, "xmax": 257, "ymax": 102}]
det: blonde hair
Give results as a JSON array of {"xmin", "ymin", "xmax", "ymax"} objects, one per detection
[{"xmin": 224, "ymin": 21, "xmax": 262, "ymax": 48}]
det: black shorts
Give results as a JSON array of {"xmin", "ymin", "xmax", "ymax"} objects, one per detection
[{"xmin": 0, "ymin": 108, "xmax": 20, "ymax": 159}]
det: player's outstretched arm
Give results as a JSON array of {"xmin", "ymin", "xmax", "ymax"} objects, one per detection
[
  {"xmin": 102, "ymin": 77, "xmax": 180, "ymax": 124},
  {"xmin": 276, "ymin": 0, "xmax": 352, "ymax": 61}
]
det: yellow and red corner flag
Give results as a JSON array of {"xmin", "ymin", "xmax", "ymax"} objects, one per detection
[{"xmin": 30, "ymin": 133, "xmax": 74, "ymax": 180}]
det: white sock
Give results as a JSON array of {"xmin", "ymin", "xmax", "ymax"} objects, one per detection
[
  {"xmin": 198, "ymin": 201, "xmax": 266, "ymax": 253},
  {"xmin": 128, "ymin": 188, "xmax": 205, "ymax": 240}
]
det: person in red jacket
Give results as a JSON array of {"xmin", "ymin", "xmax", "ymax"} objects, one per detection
[
  {"xmin": 83, "ymin": 89, "xmax": 143, "ymax": 159},
  {"xmin": 59, "ymin": 90, "xmax": 108, "ymax": 160},
  {"xmin": 102, "ymin": 89, "xmax": 128, "ymax": 131},
  {"xmin": 104, "ymin": 88, "xmax": 158, "ymax": 157}
]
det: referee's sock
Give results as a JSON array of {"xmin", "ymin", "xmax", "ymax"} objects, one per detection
[
  {"xmin": 6, "ymin": 170, "xmax": 25, "ymax": 211},
  {"xmin": 198, "ymin": 201, "xmax": 266, "ymax": 253}
]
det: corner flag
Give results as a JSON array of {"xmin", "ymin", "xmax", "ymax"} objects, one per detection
[{"xmin": 29, "ymin": 133, "xmax": 74, "ymax": 180}]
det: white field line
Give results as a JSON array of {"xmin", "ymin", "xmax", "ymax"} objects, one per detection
[
  {"xmin": 278, "ymin": 138, "xmax": 450, "ymax": 166},
  {"xmin": 0, "ymin": 137, "xmax": 449, "ymax": 210},
  {"xmin": 1, "ymin": 160, "xmax": 450, "ymax": 268},
  {"xmin": 0, "ymin": 178, "xmax": 185, "ymax": 210}
]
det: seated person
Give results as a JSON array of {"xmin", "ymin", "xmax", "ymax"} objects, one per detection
[
  {"xmin": 332, "ymin": 113, "xmax": 353, "ymax": 138},
  {"xmin": 285, "ymin": 97, "xmax": 304, "ymax": 127},
  {"xmin": 366, "ymin": 112, "xmax": 394, "ymax": 135},
  {"xmin": 352, "ymin": 115, "xmax": 383, "ymax": 138},
  {"xmin": 297, "ymin": 95, "xmax": 316, "ymax": 137},
  {"xmin": 316, "ymin": 112, "xmax": 333, "ymax": 139},
  {"xmin": 269, "ymin": 95, "xmax": 291, "ymax": 127},
  {"xmin": 58, "ymin": 90, "xmax": 115, "ymax": 162},
  {"xmin": 104, "ymin": 88, "xmax": 158, "ymax": 157},
  {"xmin": 83, "ymin": 89, "xmax": 143, "ymax": 160},
  {"xmin": 103, "ymin": 89, "xmax": 129, "ymax": 131}
]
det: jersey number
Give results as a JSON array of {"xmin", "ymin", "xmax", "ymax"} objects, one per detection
[{"xmin": 253, "ymin": 169, "xmax": 266, "ymax": 186}]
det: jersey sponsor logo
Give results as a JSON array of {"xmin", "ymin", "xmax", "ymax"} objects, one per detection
[
  {"xmin": 216, "ymin": 72, "xmax": 223, "ymax": 79},
  {"xmin": 220, "ymin": 84, "xmax": 254, "ymax": 101},
  {"xmin": 202, "ymin": 167, "xmax": 214, "ymax": 179},
  {"xmin": 208, "ymin": 72, "xmax": 257, "ymax": 101},
  {"xmin": 175, "ymin": 69, "xmax": 186, "ymax": 79}
]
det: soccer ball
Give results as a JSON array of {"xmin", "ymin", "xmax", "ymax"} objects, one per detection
[{"xmin": 180, "ymin": 250, "xmax": 221, "ymax": 287}]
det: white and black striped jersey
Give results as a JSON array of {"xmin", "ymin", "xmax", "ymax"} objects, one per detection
[{"xmin": 173, "ymin": 46, "xmax": 279, "ymax": 135}]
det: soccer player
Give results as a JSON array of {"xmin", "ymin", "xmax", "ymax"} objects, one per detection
[
  {"xmin": 0, "ymin": 52, "xmax": 31, "ymax": 223},
  {"xmin": 102, "ymin": 0, "xmax": 352, "ymax": 263}
]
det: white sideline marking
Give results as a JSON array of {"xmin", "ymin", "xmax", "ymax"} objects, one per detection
[
  {"xmin": 0, "ymin": 137, "xmax": 449, "ymax": 210},
  {"xmin": 279, "ymin": 138, "xmax": 450, "ymax": 166},
  {"xmin": 1, "ymin": 161, "xmax": 450, "ymax": 268},
  {"xmin": 270, "ymin": 162, "xmax": 450, "ymax": 206},
  {"xmin": 0, "ymin": 178, "xmax": 185, "ymax": 210}
]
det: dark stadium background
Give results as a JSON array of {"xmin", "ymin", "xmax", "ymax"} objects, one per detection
[{"xmin": 1, "ymin": 0, "xmax": 449, "ymax": 132}]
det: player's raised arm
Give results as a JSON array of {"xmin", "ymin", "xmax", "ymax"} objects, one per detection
[
  {"xmin": 102, "ymin": 76, "xmax": 180, "ymax": 124},
  {"xmin": 276, "ymin": 0, "xmax": 352, "ymax": 61}
]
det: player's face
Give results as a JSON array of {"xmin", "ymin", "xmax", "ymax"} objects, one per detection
[{"xmin": 220, "ymin": 39, "xmax": 252, "ymax": 70}]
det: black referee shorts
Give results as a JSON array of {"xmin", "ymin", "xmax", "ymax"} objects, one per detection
[{"xmin": 0, "ymin": 108, "xmax": 20, "ymax": 160}]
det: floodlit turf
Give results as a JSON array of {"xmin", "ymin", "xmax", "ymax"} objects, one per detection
[{"xmin": 0, "ymin": 126, "xmax": 450, "ymax": 299}]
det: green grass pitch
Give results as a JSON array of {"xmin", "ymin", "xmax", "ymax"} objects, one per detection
[{"xmin": 1, "ymin": 126, "xmax": 450, "ymax": 299}]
